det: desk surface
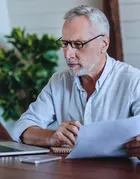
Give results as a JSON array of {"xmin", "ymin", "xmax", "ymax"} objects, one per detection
[{"xmin": 0, "ymin": 155, "xmax": 140, "ymax": 179}]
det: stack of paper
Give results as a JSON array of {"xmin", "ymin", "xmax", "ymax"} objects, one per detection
[{"xmin": 67, "ymin": 115, "xmax": 140, "ymax": 159}]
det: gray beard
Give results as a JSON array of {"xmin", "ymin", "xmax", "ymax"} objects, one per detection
[
  {"xmin": 68, "ymin": 64, "xmax": 96, "ymax": 77},
  {"xmin": 68, "ymin": 68, "xmax": 89, "ymax": 76}
]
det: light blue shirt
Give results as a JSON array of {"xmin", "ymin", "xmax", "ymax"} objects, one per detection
[{"xmin": 13, "ymin": 55, "xmax": 140, "ymax": 142}]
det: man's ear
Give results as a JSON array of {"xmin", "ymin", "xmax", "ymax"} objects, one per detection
[{"xmin": 101, "ymin": 36, "xmax": 110, "ymax": 54}]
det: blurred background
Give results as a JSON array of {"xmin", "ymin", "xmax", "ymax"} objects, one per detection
[
  {"xmin": 1, "ymin": 0, "xmax": 139, "ymax": 69},
  {"xmin": 0, "ymin": 0, "xmax": 139, "ymax": 136}
]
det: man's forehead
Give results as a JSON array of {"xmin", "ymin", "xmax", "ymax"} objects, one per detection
[
  {"xmin": 62, "ymin": 16, "xmax": 91, "ymax": 30},
  {"xmin": 62, "ymin": 16, "xmax": 98, "ymax": 40}
]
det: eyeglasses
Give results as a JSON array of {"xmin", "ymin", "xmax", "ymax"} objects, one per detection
[{"xmin": 56, "ymin": 34, "xmax": 104, "ymax": 49}]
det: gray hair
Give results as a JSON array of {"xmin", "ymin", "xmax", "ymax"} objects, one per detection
[{"xmin": 64, "ymin": 5, "xmax": 110, "ymax": 36}]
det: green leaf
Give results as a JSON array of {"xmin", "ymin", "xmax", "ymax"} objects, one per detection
[
  {"xmin": 0, "ymin": 27, "xmax": 61, "ymax": 121},
  {"xmin": 43, "ymin": 50, "xmax": 58, "ymax": 63}
]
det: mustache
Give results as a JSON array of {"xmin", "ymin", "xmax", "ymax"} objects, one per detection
[{"xmin": 66, "ymin": 58, "xmax": 80, "ymax": 65}]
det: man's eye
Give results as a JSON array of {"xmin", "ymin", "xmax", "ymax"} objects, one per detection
[
  {"xmin": 62, "ymin": 41, "xmax": 68, "ymax": 47},
  {"xmin": 73, "ymin": 42, "xmax": 82, "ymax": 49}
]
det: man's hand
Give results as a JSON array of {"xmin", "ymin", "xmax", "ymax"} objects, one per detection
[
  {"xmin": 124, "ymin": 135, "xmax": 140, "ymax": 157},
  {"xmin": 49, "ymin": 120, "xmax": 81, "ymax": 147}
]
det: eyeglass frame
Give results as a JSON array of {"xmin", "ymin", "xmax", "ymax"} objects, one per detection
[{"xmin": 56, "ymin": 34, "xmax": 105, "ymax": 49}]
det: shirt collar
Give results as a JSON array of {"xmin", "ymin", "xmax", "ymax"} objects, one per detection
[
  {"xmin": 73, "ymin": 54, "xmax": 115, "ymax": 91},
  {"xmin": 96, "ymin": 54, "xmax": 114, "ymax": 90},
  {"xmin": 74, "ymin": 76, "xmax": 84, "ymax": 91}
]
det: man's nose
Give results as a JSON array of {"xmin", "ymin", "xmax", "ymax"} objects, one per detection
[{"xmin": 64, "ymin": 45, "xmax": 76, "ymax": 59}]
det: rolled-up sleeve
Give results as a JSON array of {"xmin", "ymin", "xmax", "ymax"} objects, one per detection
[
  {"xmin": 12, "ymin": 75, "xmax": 56, "ymax": 142},
  {"xmin": 131, "ymin": 79, "xmax": 140, "ymax": 116}
]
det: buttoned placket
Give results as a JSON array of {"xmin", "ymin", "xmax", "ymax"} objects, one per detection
[
  {"xmin": 75, "ymin": 76, "xmax": 101, "ymax": 125},
  {"xmin": 83, "ymin": 80, "xmax": 100, "ymax": 125}
]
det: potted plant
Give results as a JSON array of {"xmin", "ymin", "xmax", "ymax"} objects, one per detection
[{"xmin": 0, "ymin": 27, "xmax": 61, "ymax": 121}]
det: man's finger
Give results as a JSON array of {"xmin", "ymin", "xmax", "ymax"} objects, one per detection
[
  {"xmin": 55, "ymin": 130, "xmax": 74, "ymax": 147},
  {"xmin": 124, "ymin": 140, "xmax": 140, "ymax": 148},
  {"xmin": 62, "ymin": 128, "xmax": 76, "ymax": 145},
  {"xmin": 69, "ymin": 120, "xmax": 81, "ymax": 130},
  {"xmin": 136, "ymin": 135, "xmax": 140, "ymax": 141},
  {"xmin": 61, "ymin": 134, "xmax": 74, "ymax": 147},
  {"xmin": 125, "ymin": 147, "xmax": 140, "ymax": 157},
  {"xmin": 66, "ymin": 125, "xmax": 79, "ymax": 136}
]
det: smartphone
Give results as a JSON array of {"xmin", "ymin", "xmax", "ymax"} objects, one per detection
[{"xmin": 18, "ymin": 154, "xmax": 62, "ymax": 164}]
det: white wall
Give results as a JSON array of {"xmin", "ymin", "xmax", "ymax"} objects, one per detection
[
  {"xmin": 119, "ymin": 0, "xmax": 140, "ymax": 68},
  {"xmin": 5, "ymin": 0, "xmax": 140, "ymax": 69},
  {"xmin": 0, "ymin": 0, "xmax": 11, "ymax": 48},
  {"xmin": 0, "ymin": 0, "xmax": 14, "ymax": 135},
  {"xmin": 7, "ymin": 0, "xmax": 102, "ymax": 72}
]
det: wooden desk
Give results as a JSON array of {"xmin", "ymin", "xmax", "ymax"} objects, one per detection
[{"xmin": 0, "ymin": 156, "xmax": 140, "ymax": 179}]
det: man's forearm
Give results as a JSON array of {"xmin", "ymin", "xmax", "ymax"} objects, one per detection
[{"xmin": 21, "ymin": 126, "xmax": 55, "ymax": 146}]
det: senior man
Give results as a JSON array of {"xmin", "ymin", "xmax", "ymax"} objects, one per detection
[{"xmin": 13, "ymin": 5, "xmax": 140, "ymax": 156}]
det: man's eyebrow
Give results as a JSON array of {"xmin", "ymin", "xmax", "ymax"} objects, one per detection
[{"xmin": 62, "ymin": 38, "xmax": 85, "ymax": 41}]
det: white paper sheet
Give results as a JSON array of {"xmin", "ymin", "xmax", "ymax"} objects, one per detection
[{"xmin": 67, "ymin": 116, "xmax": 140, "ymax": 159}]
